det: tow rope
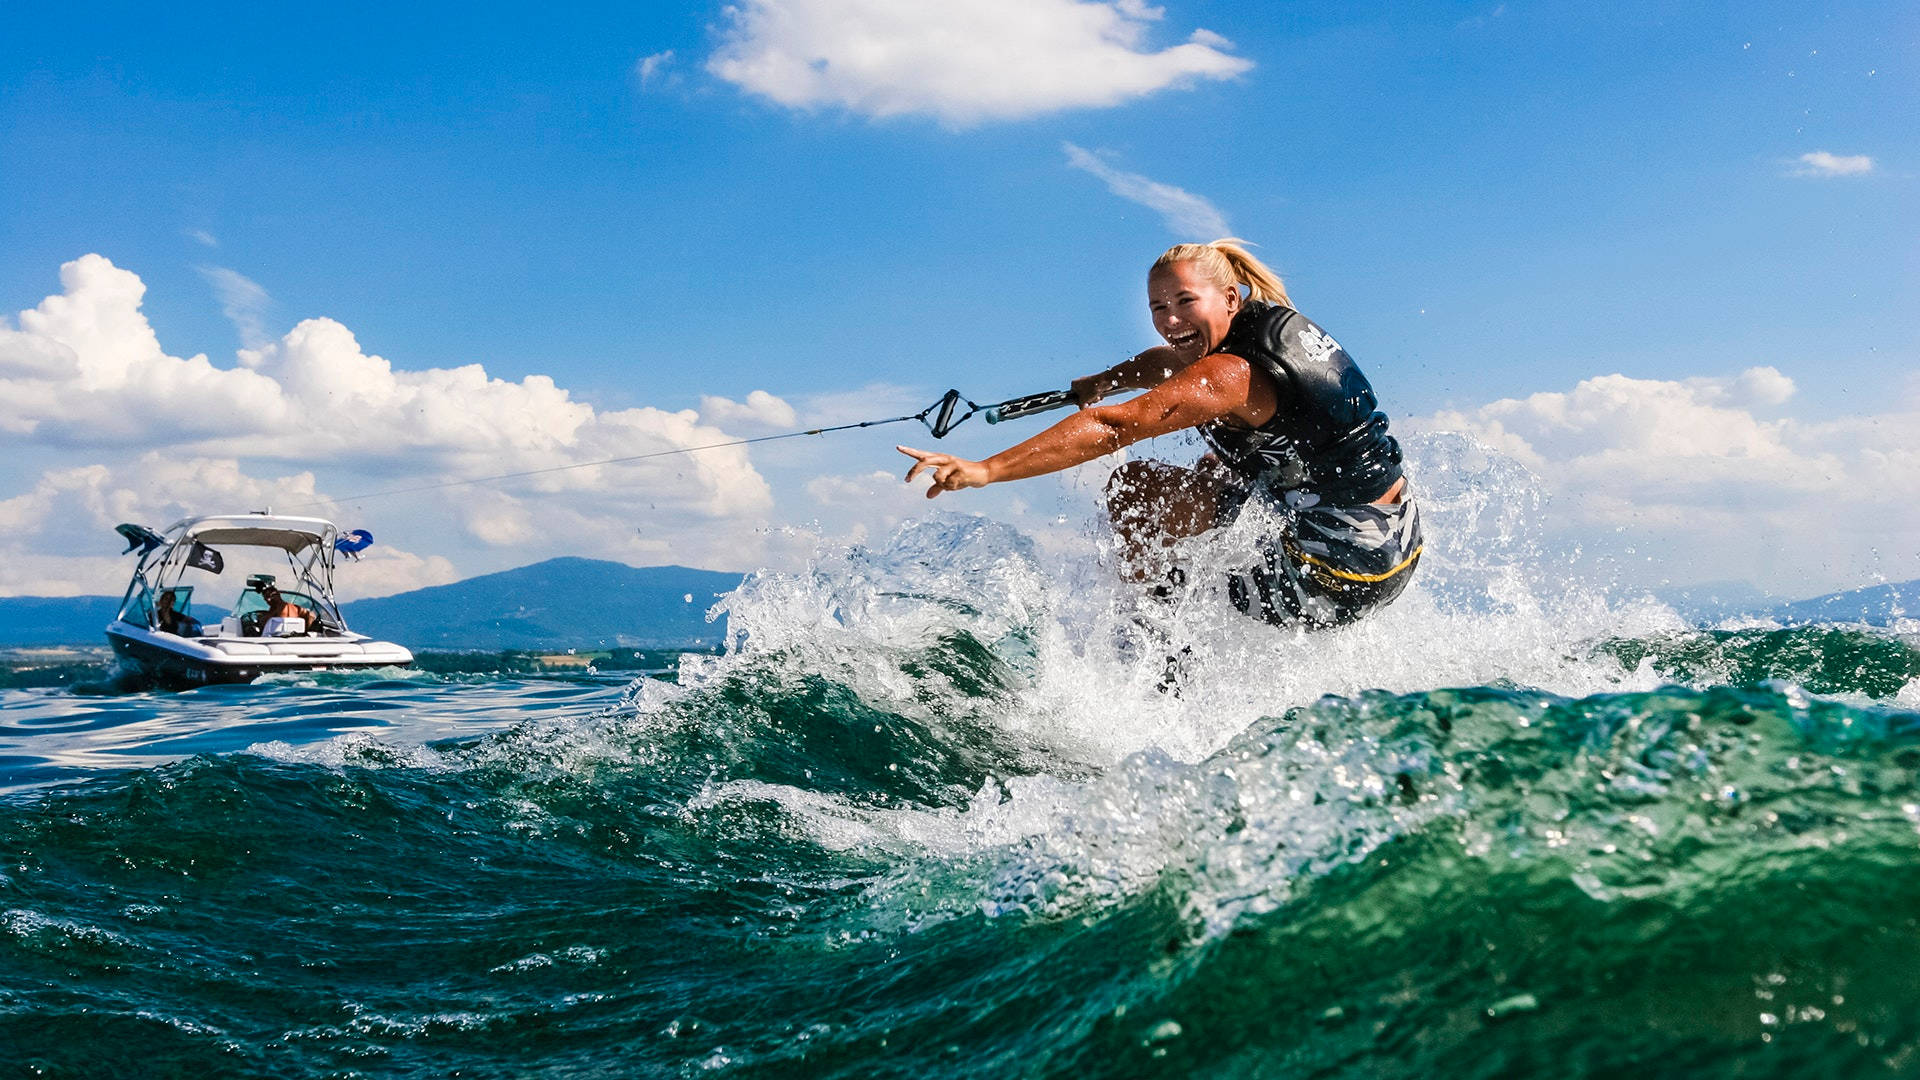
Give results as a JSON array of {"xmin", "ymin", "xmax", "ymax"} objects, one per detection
[{"xmin": 293, "ymin": 385, "xmax": 1078, "ymax": 508}]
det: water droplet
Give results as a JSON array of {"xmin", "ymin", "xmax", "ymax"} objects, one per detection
[{"xmin": 1486, "ymin": 993, "xmax": 1540, "ymax": 1020}]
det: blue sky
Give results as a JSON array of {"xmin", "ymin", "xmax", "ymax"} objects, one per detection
[{"xmin": 2, "ymin": 0, "xmax": 1914, "ymax": 600}]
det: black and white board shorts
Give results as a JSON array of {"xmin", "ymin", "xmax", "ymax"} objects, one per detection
[{"xmin": 1223, "ymin": 494, "xmax": 1424, "ymax": 628}]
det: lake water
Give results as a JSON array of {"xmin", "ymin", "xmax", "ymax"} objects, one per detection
[{"xmin": 5, "ymin": 449, "xmax": 1919, "ymax": 1077}]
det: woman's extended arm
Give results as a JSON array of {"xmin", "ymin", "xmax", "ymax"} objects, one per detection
[
  {"xmin": 900, "ymin": 352, "xmax": 1274, "ymax": 497},
  {"xmin": 1070, "ymin": 345, "xmax": 1187, "ymax": 405}
]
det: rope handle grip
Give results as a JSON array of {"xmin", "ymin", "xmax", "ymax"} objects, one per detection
[{"xmin": 983, "ymin": 389, "xmax": 1077, "ymax": 425}]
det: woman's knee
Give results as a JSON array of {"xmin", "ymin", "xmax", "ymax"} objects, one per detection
[
  {"xmin": 1104, "ymin": 461, "xmax": 1219, "ymax": 538},
  {"xmin": 1105, "ymin": 461, "xmax": 1189, "ymax": 515},
  {"xmin": 1105, "ymin": 459, "xmax": 1167, "ymax": 498}
]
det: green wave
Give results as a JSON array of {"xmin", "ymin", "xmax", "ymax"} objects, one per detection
[
  {"xmin": 5, "ymin": 632, "xmax": 1920, "ymax": 1076},
  {"xmin": 1595, "ymin": 625, "xmax": 1920, "ymax": 698}
]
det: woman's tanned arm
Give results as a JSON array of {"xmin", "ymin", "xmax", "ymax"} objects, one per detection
[
  {"xmin": 901, "ymin": 353, "xmax": 1255, "ymax": 496},
  {"xmin": 1071, "ymin": 345, "xmax": 1189, "ymax": 405}
]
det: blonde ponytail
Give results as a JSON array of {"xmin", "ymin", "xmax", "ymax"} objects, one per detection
[{"xmin": 1151, "ymin": 238, "xmax": 1291, "ymax": 307}]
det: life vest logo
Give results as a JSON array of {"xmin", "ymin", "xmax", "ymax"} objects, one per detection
[{"xmin": 1298, "ymin": 324, "xmax": 1342, "ymax": 365}]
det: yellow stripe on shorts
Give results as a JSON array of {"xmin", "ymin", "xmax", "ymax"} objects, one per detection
[{"xmin": 1298, "ymin": 545, "xmax": 1424, "ymax": 584}]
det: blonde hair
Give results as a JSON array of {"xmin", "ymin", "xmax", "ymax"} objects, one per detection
[{"xmin": 1151, "ymin": 238, "xmax": 1291, "ymax": 307}]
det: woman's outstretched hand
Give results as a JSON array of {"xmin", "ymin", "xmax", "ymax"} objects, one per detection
[{"xmin": 898, "ymin": 445, "xmax": 989, "ymax": 498}]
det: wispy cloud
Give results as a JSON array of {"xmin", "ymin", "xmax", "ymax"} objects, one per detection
[
  {"xmin": 185, "ymin": 229, "xmax": 219, "ymax": 248},
  {"xmin": 707, "ymin": 0, "xmax": 1252, "ymax": 127},
  {"xmin": 1791, "ymin": 150, "xmax": 1873, "ymax": 177},
  {"xmin": 1456, "ymin": 3, "xmax": 1507, "ymax": 29},
  {"xmin": 635, "ymin": 50, "xmax": 675, "ymax": 87},
  {"xmin": 197, "ymin": 265, "xmax": 273, "ymax": 348},
  {"xmin": 1062, "ymin": 143, "xmax": 1231, "ymax": 238}
]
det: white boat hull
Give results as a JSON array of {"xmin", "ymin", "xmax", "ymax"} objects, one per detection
[{"xmin": 106, "ymin": 621, "xmax": 414, "ymax": 687}]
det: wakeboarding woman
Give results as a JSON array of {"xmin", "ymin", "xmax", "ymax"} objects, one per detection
[{"xmin": 898, "ymin": 239, "xmax": 1421, "ymax": 627}]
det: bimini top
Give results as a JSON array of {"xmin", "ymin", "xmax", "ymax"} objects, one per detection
[{"xmin": 163, "ymin": 514, "xmax": 339, "ymax": 553}]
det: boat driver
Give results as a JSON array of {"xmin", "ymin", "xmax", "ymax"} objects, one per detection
[{"xmin": 259, "ymin": 583, "xmax": 319, "ymax": 634}]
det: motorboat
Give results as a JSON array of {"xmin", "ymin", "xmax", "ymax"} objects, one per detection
[{"xmin": 104, "ymin": 513, "xmax": 413, "ymax": 686}]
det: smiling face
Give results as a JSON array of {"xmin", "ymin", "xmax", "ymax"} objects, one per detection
[{"xmin": 1148, "ymin": 260, "xmax": 1241, "ymax": 362}]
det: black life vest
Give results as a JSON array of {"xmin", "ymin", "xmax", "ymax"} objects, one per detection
[{"xmin": 1199, "ymin": 300, "xmax": 1403, "ymax": 506}]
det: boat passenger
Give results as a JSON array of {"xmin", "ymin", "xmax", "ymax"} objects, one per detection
[
  {"xmin": 898, "ymin": 238, "xmax": 1421, "ymax": 628},
  {"xmin": 259, "ymin": 583, "xmax": 319, "ymax": 634},
  {"xmin": 153, "ymin": 589, "xmax": 202, "ymax": 637}
]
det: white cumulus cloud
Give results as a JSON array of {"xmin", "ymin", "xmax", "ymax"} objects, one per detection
[
  {"xmin": 2, "ymin": 255, "xmax": 285, "ymax": 445},
  {"xmin": 1408, "ymin": 367, "xmax": 1920, "ymax": 593},
  {"xmin": 0, "ymin": 453, "xmax": 455, "ymax": 599},
  {"xmin": 1063, "ymin": 143, "xmax": 1231, "ymax": 237},
  {"xmin": 1419, "ymin": 370, "xmax": 1821, "ymax": 495},
  {"xmin": 707, "ymin": 0, "xmax": 1252, "ymax": 126},
  {"xmin": 700, "ymin": 389, "xmax": 799, "ymax": 429},
  {"xmin": 1792, "ymin": 151, "xmax": 1873, "ymax": 177},
  {"xmin": 0, "ymin": 255, "xmax": 790, "ymax": 595},
  {"xmin": 1, "ymin": 256, "xmax": 772, "ymax": 514}
]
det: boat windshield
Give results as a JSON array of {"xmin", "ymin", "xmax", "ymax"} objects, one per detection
[
  {"xmin": 145, "ymin": 540, "xmax": 342, "ymax": 637},
  {"xmin": 232, "ymin": 582, "xmax": 327, "ymax": 637},
  {"xmin": 232, "ymin": 586, "xmax": 320, "ymax": 616},
  {"xmin": 122, "ymin": 584, "xmax": 207, "ymax": 636}
]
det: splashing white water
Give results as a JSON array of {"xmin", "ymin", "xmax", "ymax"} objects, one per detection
[
  {"xmin": 627, "ymin": 435, "xmax": 1728, "ymax": 934},
  {"xmin": 697, "ymin": 433, "xmax": 1685, "ymax": 769}
]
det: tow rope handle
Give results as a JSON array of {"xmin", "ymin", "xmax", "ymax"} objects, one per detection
[
  {"xmin": 919, "ymin": 387, "xmax": 1079, "ymax": 437},
  {"xmin": 983, "ymin": 389, "xmax": 1077, "ymax": 425},
  {"xmin": 925, "ymin": 389, "xmax": 969, "ymax": 438}
]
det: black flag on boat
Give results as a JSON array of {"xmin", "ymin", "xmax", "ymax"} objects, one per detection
[{"xmin": 185, "ymin": 541, "xmax": 224, "ymax": 574}]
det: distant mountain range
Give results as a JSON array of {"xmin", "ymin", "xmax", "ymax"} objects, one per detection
[
  {"xmin": 0, "ymin": 596, "xmax": 132, "ymax": 648},
  {"xmin": 0, "ymin": 558, "xmax": 743, "ymax": 649},
  {"xmin": 1, "ymin": 561, "xmax": 1913, "ymax": 648},
  {"xmin": 1650, "ymin": 580, "xmax": 1782, "ymax": 625},
  {"xmin": 338, "ymin": 558, "xmax": 741, "ymax": 649},
  {"xmin": 1770, "ymin": 579, "xmax": 1919, "ymax": 627}
]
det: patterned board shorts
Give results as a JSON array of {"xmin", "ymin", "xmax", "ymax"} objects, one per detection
[{"xmin": 1219, "ymin": 492, "xmax": 1424, "ymax": 629}]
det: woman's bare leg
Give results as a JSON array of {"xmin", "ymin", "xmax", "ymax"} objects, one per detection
[{"xmin": 1104, "ymin": 459, "xmax": 1227, "ymax": 582}]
